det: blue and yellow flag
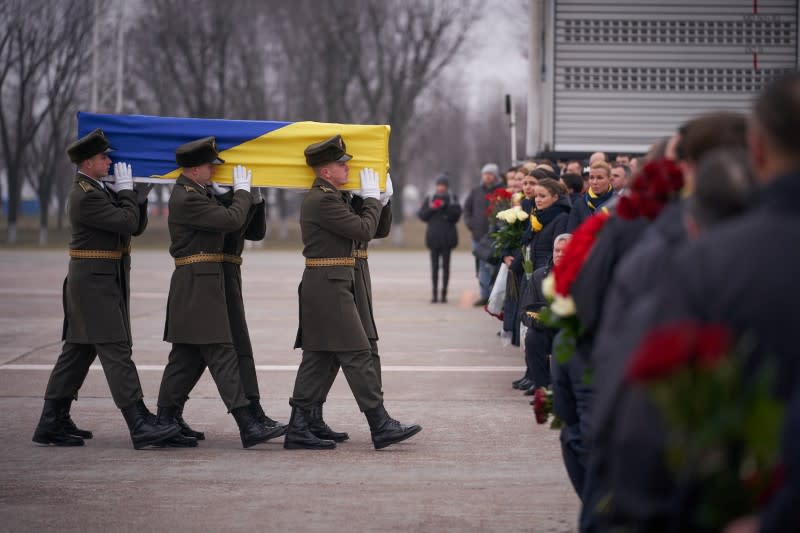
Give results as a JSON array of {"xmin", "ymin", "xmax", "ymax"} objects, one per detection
[{"xmin": 77, "ymin": 112, "xmax": 390, "ymax": 190}]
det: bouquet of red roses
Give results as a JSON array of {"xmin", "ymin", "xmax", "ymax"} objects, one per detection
[
  {"xmin": 626, "ymin": 321, "xmax": 784, "ymax": 529},
  {"xmin": 538, "ymin": 212, "xmax": 611, "ymax": 363},
  {"xmin": 484, "ymin": 188, "xmax": 513, "ymax": 222},
  {"xmin": 617, "ymin": 159, "xmax": 684, "ymax": 221},
  {"xmin": 531, "ymin": 387, "xmax": 562, "ymax": 429}
]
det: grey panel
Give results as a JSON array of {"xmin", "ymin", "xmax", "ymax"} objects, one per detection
[{"xmin": 552, "ymin": 0, "xmax": 799, "ymax": 152}]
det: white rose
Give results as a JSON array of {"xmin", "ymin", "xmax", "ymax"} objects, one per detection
[
  {"xmin": 551, "ymin": 295, "xmax": 576, "ymax": 317},
  {"xmin": 542, "ymin": 273, "xmax": 555, "ymax": 300},
  {"xmin": 500, "ymin": 210, "xmax": 515, "ymax": 224},
  {"xmin": 516, "ymin": 209, "xmax": 529, "ymax": 221}
]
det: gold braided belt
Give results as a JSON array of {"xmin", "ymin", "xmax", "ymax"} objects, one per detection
[
  {"xmin": 121, "ymin": 245, "xmax": 132, "ymax": 255},
  {"xmin": 305, "ymin": 257, "xmax": 356, "ymax": 268},
  {"xmin": 69, "ymin": 249, "xmax": 123, "ymax": 260},
  {"xmin": 352, "ymin": 249, "xmax": 368, "ymax": 260},
  {"xmin": 174, "ymin": 253, "xmax": 225, "ymax": 267},
  {"xmin": 223, "ymin": 254, "xmax": 243, "ymax": 265}
]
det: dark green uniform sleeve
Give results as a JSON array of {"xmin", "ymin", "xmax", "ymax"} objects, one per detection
[
  {"xmin": 174, "ymin": 189, "xmax": 253, "ymax": 232},
  {"xmin": 375, "ymin": 201, "xmax": 393, "ymax": 239},
  {"xmin": 243, "ymin": 201, "xmax": 267, "ymax": 241},
  {"xmin": 317, "ymin": 194, "xmax": 381, "ymax": 242},
  {"xmin": 77, "ymin": 189, "xmax": 140, "ymax": 234}
]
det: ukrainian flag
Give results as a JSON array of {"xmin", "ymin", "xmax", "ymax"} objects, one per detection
[{"xmin": 77, "ymin": 112, "xmax": 390, "ymax": 190}]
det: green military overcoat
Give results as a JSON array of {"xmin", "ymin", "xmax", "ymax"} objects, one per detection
[
  {"xmin": 294, "ymin": 178, "xmax": 381, "ymax": 352},
  {"xmin": 62, "ymin": 173, "xmax": 141, "ymax": 344},
  {"xmin": 163, "ymin": 175, "xmax": 253, "ymax": 344},
  {"xmin": 219, "ymin": 191, "xmax": 266, "ymax": 356},
  {"xmin": 350, "ymin": 195, "xmax": 392, "ymax": 340}
]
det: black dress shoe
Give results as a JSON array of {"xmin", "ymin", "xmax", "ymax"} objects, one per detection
[
  {"xmin": 512, "ymin": 377, "xmax": 527, "ymax": 389},
  {"xmin": 516, "ymin": 378, "xmax": 533, "ymax": 391}
]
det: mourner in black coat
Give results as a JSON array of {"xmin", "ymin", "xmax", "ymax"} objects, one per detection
[
  {"xmin": 418, "ymin": 175, "xmax": 462, "ymax": 303},
  {"xmin": 567, "ymin": 162, "xmax": 615, "ymax": 232},
  {"xmin": 598, "ymin": 74, "xmax": 800, "ymax": 532}
]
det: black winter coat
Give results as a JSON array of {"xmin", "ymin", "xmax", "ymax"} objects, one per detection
[
  {"xmin": 417, "ymin": 193, "xmax": 462, "ymax": 250},
  {"xmin": 511, "ymin": 196, "xmax": 571, "ymax": 275},
  {"xmin": 567, "ymin": 190, "xmax": 615, "ymax": 232}
]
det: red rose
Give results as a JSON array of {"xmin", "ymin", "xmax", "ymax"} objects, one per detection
[
  {"xmin": 617, "ymin": 159, "xmax": 684, "ymax": 221},
  {"xmin": 431, "ymin": 198, "xmax": 444, "ymax": 209},
  {"xmin": 626, "ymin": 321, "xmax": 732, "ymax": 383},
  {"xmin": 552, "ymin": 212, "xmax": 610, "ymax": 296},
  {"xmin": 532, "ymin": 387, "xmax": 551, "ymax": 424}
]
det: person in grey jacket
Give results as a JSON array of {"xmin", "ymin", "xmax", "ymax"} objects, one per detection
[{"xmin": 463, "ymin": 163, "xmax": 502, "ymax": 305}]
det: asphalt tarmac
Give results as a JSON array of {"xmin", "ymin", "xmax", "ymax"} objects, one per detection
[{"xmin": 0, "ymin": 248, "xmax": 580, "ymax": 532}]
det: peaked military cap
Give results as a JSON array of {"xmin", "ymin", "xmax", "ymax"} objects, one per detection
[
  {"xmin": 304, "ymin": 134, "xmax": 353, "ymax": 167},
  {"xmin": 66, "ymin": 128, "xmax": 113, "ymax": 164},
  {"xmin": 175, "ymin": 136, "xmax": 225, "ymax": 167}
]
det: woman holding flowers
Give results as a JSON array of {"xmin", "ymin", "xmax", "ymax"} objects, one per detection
[{"xmin": 418, "ymin": 174, "xmax": 462, "ymax": 303}]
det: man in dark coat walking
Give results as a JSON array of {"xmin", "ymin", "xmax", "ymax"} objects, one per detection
[
  {"xmin": 286, "ymin": 134, "xmax": 421, "ymax": 450},
  {"xmin": 33, "ymin": 129, "xmax": 180, "ymax": 449},
  {"xmin": 156, "ymin": 137, "xmax": 284, "ymax": 448}
]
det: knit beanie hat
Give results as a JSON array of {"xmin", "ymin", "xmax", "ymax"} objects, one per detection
[{"xmin": 481, "ymin": 163, "xmax": 499, "ymax": 177}]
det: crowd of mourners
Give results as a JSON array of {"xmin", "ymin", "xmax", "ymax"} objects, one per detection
[{"xmin": 443, "ymin": 73, "xmax": 800, "ymax": 532}]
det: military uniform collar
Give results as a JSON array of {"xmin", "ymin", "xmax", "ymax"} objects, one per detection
[
  {"xmin": 177, "ymin": 174, "xmax": 210, "ymax": 195},
  {"xmin": 313, "ymin": 177, "xmax": 338, "ymax": 194},
  {"xmin": 76, "ymin": 172, "xmax": 105, "ymax": 191}
]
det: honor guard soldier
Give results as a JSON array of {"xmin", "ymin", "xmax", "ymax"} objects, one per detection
[
  {"xmin": 309, "ymin": 175, "xmax": 394, "ymax": 443},
  {"xmin": 32, "ymin": 129, "xmax": 181, "ymax": 449},
  {"xmin": 155, "ymin": 137, "xmax": 285, "ymax": 448},
  {"xmin": 174, "ymin": 182, "xmax": 287, "ymax": 438},
  {"xmin": 286, "ymin": 134, "xmax": 421, "ymax": 450}
]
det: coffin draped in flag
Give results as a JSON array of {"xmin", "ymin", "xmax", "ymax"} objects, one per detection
[{"xmin": 77, "ymin": 112, "xmax": 391, "ymax": 190}]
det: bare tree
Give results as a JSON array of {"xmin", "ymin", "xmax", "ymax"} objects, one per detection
[
  {"xmin": 0, "ymin": 0, "xmax": 84, "ymax": 242},
  {"xmin": 23, "ymin": 3, "xmax": 92, "ymax": 244},
  {"xmin": 353, "ymin": 0, "xmax": 481, "ymax": 225}
]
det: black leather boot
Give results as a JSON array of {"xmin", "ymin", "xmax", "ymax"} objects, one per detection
[
  {"xmin": 32, "ymin": 399, "xmax": 84, "ymax": 446},
  {"xmin": 283, "ymin": 406, "xmax": 336, "ymax": 450},
  {"xmin": 364, "ymin": 403, "xmax": 422, "ymax": 450},
  {"xmin": 231, "ymin": 405, "xmax": 286, "ymax": 448},
  {"xmin": 440, "ymin": 288, "xmax": 447, "ymax": 304},
  {"xmin": 121, "ymin": 400, "xmax": 181, "ymax": 450},
  {"xmin": 58, "ymin": 399, "xmax": 93, "ymax": 439},
  {"xmin": 307, "ymin": 404, "xmax": 349, "ymax": 442},
  {"xmin": 173, "ymin": 405, "xmax": 205, "ymax": 440},
  {"xmin": 431, "ymin": 287, "xmax": 438, "ymax": 303},
  {"xmin": 249, "ymin": 400, "xmax": 287, "ymax": 435},
  {"xmin": 154, "ymin": 406, "xmax": 199, "ymax": 447}
]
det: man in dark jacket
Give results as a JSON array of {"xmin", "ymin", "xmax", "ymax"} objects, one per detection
[
  {"xmin": 594, "ymin": 73, "xmax": 800, "ymax": 531},
  {"xmin": 463, "ymin": 163, "xmax": 501, "ymax": 305},
  {"xmin": 33, "ymin": 129, "xmax": 180, "ymax": 449},
  {"xmin": 156, "ymin": 137, "xmax": 284, "ymax": 449}
]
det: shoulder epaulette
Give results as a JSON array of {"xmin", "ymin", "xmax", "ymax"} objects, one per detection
[
  {"xmin": 184, "ymin": 185, "xmax": 198, "ymax": 193},
  {"xmin": 319, "ymin": 185, "xmax": 334, "ymax": 193},
  {"xmin": 78, "ymin": 180, "xmax": 93, "ymax": 193}
]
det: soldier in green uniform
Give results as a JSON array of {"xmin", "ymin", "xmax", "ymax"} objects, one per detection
[
  {"xmin": 285, "ymin": 134, "xmax": 421, "ymax": 450},
  {"xmin": 32, "ymin": 129, "xmax": 181, "ymax": 449},
  {"xmin": 170, "ymin": 183, "xmax": 287, "ymax": 438},
  {"xmin": 155, "ymin": 137, "xmax": 285, "ymax": 448},
  {"xmin": 306, "ymin": 177, "xmax": 394, "ymax": 443}
]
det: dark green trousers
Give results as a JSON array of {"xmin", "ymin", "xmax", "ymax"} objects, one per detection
[
  {"xmin": 44, "ymin": 341, "xmax": 143, "ymax": 409},
  {"xmin": 291, "ymin": 348, "xmax": 382, "ymax": 412},
  {"xmin": 157, "ymin": 343, "xmax": 249, "ymax": 412},
  {"xmin": 167, "ymin": 350, "xmax": 261, "ymax": 405},
  {"xmin": 317, "ymin": 340, "xmax": 382, "ymax": 404}
]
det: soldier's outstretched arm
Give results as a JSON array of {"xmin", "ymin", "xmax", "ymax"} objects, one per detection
[
  {"xmin": 78, "ymin": 189, "xmax": 141, "ymax": 235},
  {"xmin": 178, "ymin": 190, "xmax": 254, "ymax": 233},
  {"xmin": 317, "ymin": 193, "xmax": 381, "ymax": 242}
]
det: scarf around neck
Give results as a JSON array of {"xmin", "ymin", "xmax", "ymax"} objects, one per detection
[{"xmin": 586, "ymin": 185, "xmax": 614, "ymax": 212}]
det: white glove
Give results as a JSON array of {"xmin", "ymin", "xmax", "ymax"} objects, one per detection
[
  {"xmin": 110, "ymin": 162, "xmax": 134, "ymax": 191},
  {"xmin": 251, "ymin": 187, "xmax": 264, "ymax": 204},
  {"xmin": 210, "ymin": 182, "xmax": 231, "ymax": 196},
  {"xmin": 357, "ymin": 167, "xmax": 380, "ymax": 201},
  {"xmin": 232, "ymin": 164, "xmax": 252, "ymax": 193},
  {"xmin": 379, "ymin": 173, "xmax": 393, "ymax": 206}
]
